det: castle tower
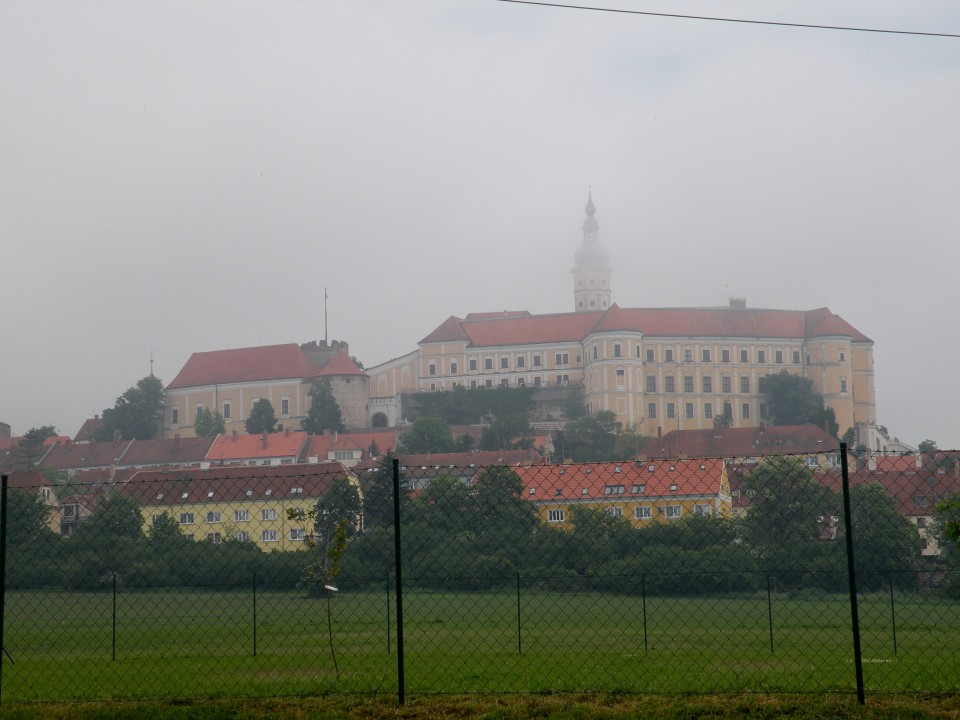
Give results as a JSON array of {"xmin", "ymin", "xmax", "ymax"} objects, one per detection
[{"xmin": 572, "ymin": 191, "xmax": 612, "ymax": 312}]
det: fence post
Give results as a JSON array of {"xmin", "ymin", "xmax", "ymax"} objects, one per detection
[
  {"xmin": 386, "ymin": 573, "xmax": 391, "ymax": 654},
  {"xmin": 1, "ymin": 474, "xmax": 8, "ymax": 704},
  {"xmin": 641, "ymin": 573, "xmax": 648, "ymax": 652},
  {"xmin": 112, "ymin": 573, "xmax": 117, "ymax": 661},
  {"xmin": 392, "ymin": 458, "xmax": 405, "ymax": 704},
  {"xmin": 252, "ymin": 572, "xmax": 257, "ymax": 657},
  {"xmin": 889, "ymin": 574, "xmax": 898, "ymax": 656},
  {"xmin": 766, "ymin": 575, "xmax": 774, "ymax": 654},
  {"xmin": 840, "ymin": 443, "xmax": 866, "ymax": 705},
  {"xmin": 516, "ymin": 572, "xmax": 522, "ymax": 654}
]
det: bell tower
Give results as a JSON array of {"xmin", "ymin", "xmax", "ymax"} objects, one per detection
[{"xmin": 572, "ymin": 191, "xmax": 612, "ymax": 312}]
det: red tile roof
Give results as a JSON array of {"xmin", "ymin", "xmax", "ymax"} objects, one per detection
[
  {"xmin": 308, "ymin": 430, "xmax": 399, "ymax": 459},
  {"xmin": 206, "ymin": 431, "xmax": 310, "ymax": 462},
  {"xmin": 166, "ymin": 344, "xmax": 320, "ymax": 390},
  {"xmin": 515, "ymin": 459, "xmax": 726, "ymax": 501},
  {"xmin": 118, "ymin": 436, "xmax": 217, "ymax": 468},
  {"xmin": 315, "ymin": 351, "xmax": 366, "ymax": 377},
  {"xmin": 39, "ymin": 438, "xmax": 134, "ymax": 471},
  {"xmin": 644, "ymin": 425, "xmax": 840, "ymax": 460},
  {"xmin": 419, "ymin": 304, "xmax": 871, "ymax": 348},
  {"xmin": 74, "ymin": 418, "xmax": 104, "ymax": 442}
]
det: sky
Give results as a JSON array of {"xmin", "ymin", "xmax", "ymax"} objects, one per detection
[{"xmin": 2, "ymin": 0, "xmax": 959, "ymax": 447}]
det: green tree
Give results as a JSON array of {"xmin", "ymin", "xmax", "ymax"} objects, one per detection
[
  {"xmin": 360, "ymin": 452, "xmax": 409, "ymax": 530},
  {"xmin": 245, "ymin": 399, "xmax": 278, "ymax": 434},
  {"xmin": 557, "ymin": 411, "xmax": 621, "ymax": 462},
  {"xmin": 70, "ymin": 492, "xmax": 145, "ymax": 585},
  {"xmin": 6, "ymin": 487, "xmax": 56, "ymax": 546},
  {"xmin": 467, "ymin": 466, "xmax": 538, "ymax": 556},
  {"xmin": 95, "ymin": 375, "xmax": 165, "ymax": 441},
  {"xmin": 479, "ymin": 413, "xmax": 532, "ymax": 451},
  {"xmin": 808, "ymin": 405, "xmax": 840, "ymax": 439},
  {"xmin": 399, "ymin": 416, "xmax": 454, "ymax": 454},
  {"xmin": 10, "ymin": 425, "xmax": 57, "ymax": 468},
  {"xmin": 842, "ymin": 427, "xmax": 856, "ymax": 447},
  {"xmin": 301, "ymin": 379, "xmax": 345, "ymax": 435},
  {"xmin": 761, "ymin": 371, "xmax": 836, "ymax": 436},
  {"xmin": 918, "ymin": 439, "xmax": 938, "ymax": 454},
  {"xmin": 194, "ymin": 407, "xmax": 226, "ymax": 437},
  {"xmin": 848, "ymin": 483, "xmax": 920, "ymax": 589}
]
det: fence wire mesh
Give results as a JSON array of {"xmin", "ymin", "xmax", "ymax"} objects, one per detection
[{"xmin": 2, "ymin": 448, "xmax": 960, "ymax": 701}]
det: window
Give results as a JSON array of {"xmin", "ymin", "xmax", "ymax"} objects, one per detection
[
  {"xmin": 171, "ymin": 407, "xmax": 179, "ymax": 425},
  {"xmin": 917, "ymin": 517, "xmax": 927, "ymax": 529},
  {"xmin": 180, "ymin": 513, "xmax": 194, "ymax": 525},
  {"xmin": 665, "ymin": 349, "xmax": 674, "ymax": 362},
  {"xmin": 498, "ymin": 379, "xmax": 508, "ymax": 388},
  {"xmin": 234, "ymin": 509, "xmax": 250, "ymax": 522},
  {"xmin": 429, "ymin": 383, "xmax": 436, "ymax": 391},
  {"xmin": 665, "ymin": 376, "xmax": 675, "ymax": 393},
  {"xmin": 450, "ymin": 361, "xmax": 458, "ymax": 374},
  {"xmin": 684, "ymin": 349, "xmax": 693, "ymax": 363},
  {"xmin": 721, "ymin": 376, "xmax": 731, "ymax": 393},
  {"xmin": 484, "ymin": 358, "xmax": 493, "ymax": 370},
  {"xmin": 685, "ymin": 403, "xmax": 694, "ymax": 419},
  {"xmin": 556, "ymin": 374, "xmax": 569, "ymax": 384},
  {"xmin": 593, "ymin": 345, "xmax": 598, "ymax": 359},
  {"xmin": 694, "ymin": 504, "xmax": 712, "ymax": 516},
  {"xmin": 605, "ymin": 507, "xmax": 624, "ymax": 517},
  {"xmin": 207, "ymin": 533, "xmax": 222, "ymax": 544},
  {"xmin": 613, "ymin": 343, "xmax": 622, "ymax": 358},
  {"xmin": 469, "ymin": 358, "xmax": 477, "ymax": 371},
  {"xmin": 235, "ymin": 531, "xmax": 250, "ymax": 542},
  {"xmin": 548, "ymin": 509, "xmax": 565, "ymax": 523},
  {"xmin": 206, "ymin": 511, "xmax": 221, "ymax": 523},
  {"xmin": 665, "ymin": 505, "xmax": 682, "ymax": 519},
  {"xmin": 646, "ymin": 376, "xmax": 657, "ymax": 392},
  {"xmin": 533, "ymin": 354, "xmax": 542, "ymax": 367},
  {"xmin": 760, "ymin": 404, "xmax": 769, "ymax": 419},
  {"xmin": 485, "ymin": 379, "xmax": 493, "ymax": 388},
  {"xmin": 195, "ymin": 404, "xmax": 203, "ymax": 422},
  {"xmin": 792, "ymin": 350, "xmax": 801, "ymax": 364},
  {"xmin": 646, "ymin": 348, "xmax": 654, "ymax": 362},
  {"xmin": 647, "ymin": 403, "xmax": 657, "ymax": 419},
  {"xmin": 840, "ymin": 377, "xmax": 848, "ymax": 393},
  {"xmin": 64, "ymin": 504, "xmax": 77, "ymax": 518},
  {"xmin": 740, "ymin": 349, "xmax": 748, "ymax": 363},
  {"xmin": 261, "ymin": 508, "xmax": 277, "ymax": 521},
  {"xmin": 281, "ymin": 397, "xmax": 290, "ymax": 417},
  {"xmin": 840, "ymin": 350, "xmax": 846, "ymax": 362},
  {"xmin": 684, "ymin": 376, "xmax": 694, "ymax": 393},
  {"xmin": 262, "ymin": 530, "xmax": 278, "ymax": 543},
  {"xmin": 334, "ymin": 450, "xmax": 353, "ymax": 460},
  {"xmin": 702, "ymin": 348, "xmax": 711, "ymax": 362},
  {"xmin": 631, "ymin": 484, "xmax": 646, "ymax": 494},
  {"xmin": 758, "ymin": 350, "xmax": 766, "ymax": 363},
  {"xmin": 721, "ymin": 348, "xmax": 730, "ymax": 363},
  {"xmin": 604, "ymin": 485, "xmax": 626, "ymax": 495},
  {"xmin": 702, "ymin": 376, "xmax": 712, "ymax": 393},
  {"xmin": 500, "ymin": 357, "xmax": 509, "ymax": 369},
  {"xmin": 533, "ymin": 377, "xmax": 541, "ymax": 386},
  {"xmin": 517, "ymin": 356, "xmax": 525, "ymax": 368},
  {"xmin": 290, "ymin": 528, "xmax": 306, "ymax": 541},
  {"xmin": 740, "ymin": 376, "xmax": 750, "ymax": 393},
  {"xmin": 666, "ymin": 403, "xmax": 675, "ymax": 419},
  {"xmin": 704, "ymin": 403, "xmax": 713, "ymax": 418},
  {"xmin": 723, "ymin": 402, "xmax": 732, "ymax": 418},
  {"xmin": 775, "ymin": 350, "xmax": 783, "ymax": 364},
  {"xmin": 555, "ymin": 352, "xmax": 569, "ymax": 365},
  {"xmin": 428, "ymin": 363, "xmax": 436, "ymax": 376},
  {"xmin": 742, "ymin": 403, "xmax": 750, "ymax": 419},
  {"xmin": 222, "ymin": 401, "xmax": 231, "ymax": 420},
  {"xmin": 634, "ymin": 506, "xmax": 652, "ymax": 520},
  {"xmin": 805, "ymin": 456, "xmax": 819, "ymax": 467}
]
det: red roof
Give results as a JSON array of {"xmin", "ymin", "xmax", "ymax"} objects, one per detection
[
  {"xmin": 166, "ymin": 344, "xmax": 320, "ymax": 390},
  {"xmin": 39, "ymin": 438, "xmax": 134, "ymax": 471},
  {"xmin": 514, "ymin": 459, "xmax": 726, "ymax": 501},
  {"xmin": 315, "ymin": 351, "xmax": 366, "ymax": 377},
  {"xmin": 74, "ymin": 418, "xmax": 104, "ymax": 443},
  {"xmin": 206, "ymin": 431, "xmax": 310, "ymax": 462},
  {"xmin": 118, "ymin": 436, "xmax": 217, "ymax": 467},
  {"xmin": 645, "ymin": 425, "xmax": 840, "ymax": 460},
  {"xmin": 399, "ymin": 449, "xmax": 544, "ymax": 467},
  {"xmin": 308, "ymin": 430, "xmax": 399, "ymax": 459},
  {"xmin": 419, "ymin": 305, "xmax": 871, "ymax": 348}
]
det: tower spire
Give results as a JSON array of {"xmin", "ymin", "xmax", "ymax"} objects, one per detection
[{"xmin": 571, "ymin": 190, "xmax": 612, "ymax": 313}]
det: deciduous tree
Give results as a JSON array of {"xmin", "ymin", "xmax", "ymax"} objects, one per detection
[
  {"xmin": 194, "ymin": 407, "xmax": 226, "ymax": 437},
  {"xmin": 95, "ymin": 375, "xmax": 165, "ymax": 441},
  {"xmin": 245, "ymin": 399, "xmax": 278, "ymax": 435}
]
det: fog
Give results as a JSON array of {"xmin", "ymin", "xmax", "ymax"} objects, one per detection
[{"xmin": 2, "ymin": 1, "xmax": 959, "ymax": 447}]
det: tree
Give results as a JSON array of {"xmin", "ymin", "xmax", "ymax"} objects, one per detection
[
  {"xmin": 842, "ymin": 427, "xmax": 856, "ymax": 447},
  {"xmin": 918, "ymin": 439, "xmax": 939, "ymax": 454},
  {"xmin": 70, "ymin": 491, "xmax": 145, "ymax": 584},
  {"xmin": 194, "ymin": 407, "xmax": 226, "ymax": 437},
  {"xmin": 479, "ymin": 413, "xmax": 532, "ymax": 451},
  {"xmin": 557, "ymin": 411, "xmax": 621, "ymax": 462},
  {"xmin": 761, "ymin": 371, "xmax": 835, "ymax": 436},
  {"xmin": 398, "ymin": 416, "xmax": 454, "ymax": 454},
  {"xmin": 95, "ymin": 375, "xmax": 165, "ymax": 441},
  {"xmin": 301, "ymin": 380, "xmax": 345, "ymax": 435},
  {"xmin": 808, "ymin": 405, "xmax": 840, "ymax": 439},
  {"xmin": 6, "ymin": 487, "xmax": 56, "ymax": 546},
  {"xmin": 360, "ymin": 452, "xmax": 410, "ymax": 530},
  {"xmin": 849, "ymin": 483, "xmax": 921, "ymax": 589},
  {"xmin": 10, "ymin": 425, "xmax": 57, "ymax": 468},
  {"xmin": 245, "ymin": 399, "xmax": 277, "ymax": 434}
]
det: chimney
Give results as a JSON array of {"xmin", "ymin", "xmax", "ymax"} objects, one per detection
[
  {"xmin": 232, "ymin": 430, "xmax": 238, "ymax": 442},
  {"xmin": 285, "ymin": 427, "xmax": 290, "ymax": 437},
  {"xmin": 729, "ymin": 297, "xmax": 746, "ymax": 309},
  {"xmin": 657, "ymin": 426, "xmax": 662, "ymax": 438},
  {"xmin": 174, "ymin": 434, "xmax": 180, "ymax": 452},
  {"xmin": 262, "ymin": 432, "xmax": 268, "ymax": 449}
]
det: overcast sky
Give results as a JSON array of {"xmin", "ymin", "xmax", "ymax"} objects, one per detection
[{"xmin": 2, "ymin": 1, "xmax": 959, "ymax": 447}]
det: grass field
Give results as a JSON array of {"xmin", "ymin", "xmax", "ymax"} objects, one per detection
[{"xmin": 2, "ymin": 585, "xmax": 959, "ymax": 702}]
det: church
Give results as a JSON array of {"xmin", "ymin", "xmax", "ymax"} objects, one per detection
[{"xmin": 367, "ymin": 194, "xmax": 878, "ymax": 443}]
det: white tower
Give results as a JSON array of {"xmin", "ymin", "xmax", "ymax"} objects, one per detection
[{"xmin": 572, "ymin": 191, "xmax": 612, "ymax": 312}]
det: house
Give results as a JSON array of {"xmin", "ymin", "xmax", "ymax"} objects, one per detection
[
  {"xmin": 306, "ymin": 429, "xmax": 400, "ymax": 468},
  {"xmin": 120, "ymin": 462, "xmax": 359, "ymax": 551},
  {"xmin": 204, "ymin": 429, "xmax": 311, "ymax": 467},
  {"xmin": 514, "ymin": 458, "xmax": 731, "ymax": 528}
]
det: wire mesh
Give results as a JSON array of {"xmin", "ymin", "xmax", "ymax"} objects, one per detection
[{"xmin": 2, "ymin": 448, "xmax": 959, "ymax": 701}]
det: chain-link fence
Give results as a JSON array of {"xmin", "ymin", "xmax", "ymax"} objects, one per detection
[{"xmin": 2, "ymin": 447, "xmax": 959, "ymax": 702}]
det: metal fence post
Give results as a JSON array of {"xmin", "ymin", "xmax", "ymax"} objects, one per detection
[
  {"xmin": 1, "ymin": 474, "xmax": 8, "ymax": 705},
  {"xmin": 889, "ymin": 574, "xmax": 898, "ymax": 656},
  {"xmin": 112, "ymin": 573, "xmax": 117, "ymax": 661},
  {"xmin": 766, "ymin": 575, "xmax": 774, "ymax": 654},
  {"xmin": 641, "ymin": 573, "xmax": 648, "ymax": 652},
  {"xmin": 840, "ymin": 442, "xmax": 866, "ymax": 705},
  {"xmin": 516, "ymin": 572, "xmax": 522, "ymax": 654},
  {"xmin": 386, "ymin": 573, "xmax": 391, "ymax": 654},
  {"xmin": 392, "ymin": 458, "xmax": 405, "ymax": 704},
  {"xmin": 252, "ymin": 573, "xmax": 257, "ymax": 658}
]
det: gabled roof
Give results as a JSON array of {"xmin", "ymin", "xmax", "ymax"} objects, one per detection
[
  {"xmin": 514, "ymin": 459, "xmax": 726, "ymax": 501},
  {"xmin": 644, "ymin": 425, "xmax": 840, "ymax": 460},
  {"xmin": 315, "ymin": 351, "xmax": 366, "ymax": 377},
  {"xmin": 418, "ymin": 305, "xmax": 871, "ymax": 349},
  {"xmin": 206, "ymin": 431, "xmax": 310, "ymax": 462},
  {"xmin": 39, "ymin": 438, "xmax": 134, "ymax": 471},
  {"xmin": 121, "ymin": 462, "xmax": 351, "ymax": 506},
  {"xmin": 166, "ymin": 344, "xmax": 320, "ymax": 390},
  {"xmin": 74, "ymin": 417, "xmax": 104, "ymax": 443},
  {"xmin": 399, "ymin": 449, "xmax": 544, "ymax": 468},
  {"xmin": 308, "ymin": 430, "xmax": 399, "ymax": 459},
  {"xmin": 118, "ymin": 436, "xmax": 217, "ymax": 468}
]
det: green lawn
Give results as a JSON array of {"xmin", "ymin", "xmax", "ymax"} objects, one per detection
[{"xmin": 2, "ymin": 586, "xmax": 959, "ymax": 702}]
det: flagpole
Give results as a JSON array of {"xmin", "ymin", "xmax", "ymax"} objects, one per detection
[{"xmin": 324, "ymin": 287, "xmax": 328, "ymax": 345}]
